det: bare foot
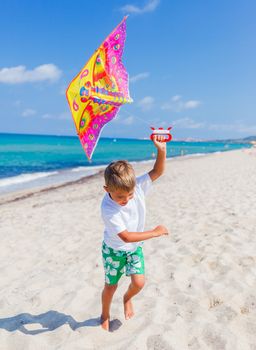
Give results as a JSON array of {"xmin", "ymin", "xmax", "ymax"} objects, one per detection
[
  {"xmin": 123, "ymin": 296, "xmax": 134, "ymax": 320},
  {"xmin": 100, "ymin": 315, "xmax": 110, "ymax": 331}
]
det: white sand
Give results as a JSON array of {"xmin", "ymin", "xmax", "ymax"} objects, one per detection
[{"xmin": 0, "ymin": 149, "xmax": 256, "ymax": 350}]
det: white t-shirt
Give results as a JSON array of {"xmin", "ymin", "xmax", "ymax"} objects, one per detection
[{"xmin": 101, "ymin": 173, "xmax": 152, "ymax": 252}]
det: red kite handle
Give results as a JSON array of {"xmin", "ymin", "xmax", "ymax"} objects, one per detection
[{"xmin": 150, "ymin": 127, "xmax": 172, "ymax": 142}]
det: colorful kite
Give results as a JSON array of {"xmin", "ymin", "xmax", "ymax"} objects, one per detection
[{"xmin": 66, "ymin": 16, "xmax": 132, "ymax": 159}]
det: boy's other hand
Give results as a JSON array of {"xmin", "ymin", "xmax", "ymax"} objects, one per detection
[
  {"xmin": 152, "ymin": 135, "xmax": 167, "ymax": 152},
  {"xmin": 153, "ymin": 225, "xmax": 169, "ymax": 237}
]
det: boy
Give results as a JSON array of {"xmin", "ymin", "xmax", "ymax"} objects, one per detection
[{"xmin": 100, "ymin": 136, "xmax": 169, "ymax": 331}]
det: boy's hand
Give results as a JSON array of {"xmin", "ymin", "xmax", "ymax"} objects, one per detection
[
  {"xmin": 152, "ymin": 135, "xmax": 167, "ymax": 152},
  {"xmin": 153, "ymin": 225, "xmax": 169, "ymax": 237}
]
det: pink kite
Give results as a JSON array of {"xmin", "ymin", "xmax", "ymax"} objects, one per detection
[{"xmin": 66, "ymin": 17, "xmax": 132, "ymax": 159}]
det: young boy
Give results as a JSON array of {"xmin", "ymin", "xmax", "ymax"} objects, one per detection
[{"xmin": 100, "ymin": 136, "xmax": 169, "ymax": 331}]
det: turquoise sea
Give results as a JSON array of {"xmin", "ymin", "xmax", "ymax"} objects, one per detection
[{"xmin": 0, "ymin": 133, "xmax": 251, "ymax": 194}]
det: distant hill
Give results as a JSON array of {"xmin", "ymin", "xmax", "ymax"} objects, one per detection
[
  {"xmin": 216, "ymin": 136, "xmax": 256, "ymax": 143},
  {"xmin": 174, "ymin": 136, "xmax": 256, "ymax": 143},
  {"xmin": 242, "ymin": 136, "xmax": 256, "ymax": 141}
]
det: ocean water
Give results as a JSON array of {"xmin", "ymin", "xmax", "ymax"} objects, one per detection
[{"xmin": 0, "ymin": 133, "xmax": 251, "ymax": 194}]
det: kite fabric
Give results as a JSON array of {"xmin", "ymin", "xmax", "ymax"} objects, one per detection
[{"xmin": 66, "ymin": 16, "xmax": 132, "ymax": 159}]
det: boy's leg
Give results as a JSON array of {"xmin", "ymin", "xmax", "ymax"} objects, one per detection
[
  {"xmin": 123, "ymin": 246, "xmax": 145, "ymax": 319},
  {"xmin": 123, "ymin": 274, "xmax": 145, "ymax": 320},
  {"xmin": 101, "ymin": 283, "xmax": 118, "ymax": 331},
  {"xmin": 101, "ymin": 242, "xmax": 126, "ymax": 331}
]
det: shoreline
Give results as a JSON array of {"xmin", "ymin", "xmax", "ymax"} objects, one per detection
[
  {"xmin": 0, "ymin": 150, "xmax": 225, "ymax": 206},
  {"xmin": 0, "ymin": 148, "xmax": 245, "ymax": 201}
]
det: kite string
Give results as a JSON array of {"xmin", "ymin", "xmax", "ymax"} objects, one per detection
[
  {"xmin": 121, "ymin": 108, "xmax": 153, "ymax": 128},
  {"xmin": 120, "ymin": 108, "xmax": 173, "ymax": 142},
  {"xmin": 121, "ymin": 108, "xmax": 172, "ymax": 130}
]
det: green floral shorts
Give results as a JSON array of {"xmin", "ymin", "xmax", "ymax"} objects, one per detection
[{"xmin": 102, "ymin": 241, "xmax": 145, "ymax": 285}]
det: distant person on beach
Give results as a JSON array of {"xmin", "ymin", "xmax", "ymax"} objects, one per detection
[{"xmin": 100, "ymin": 135, "xmax": 169, "ymax": 331}]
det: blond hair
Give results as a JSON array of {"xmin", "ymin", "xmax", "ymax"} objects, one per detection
[{"xmin": 104, "ymin": 160, "xmax": 136, "ymax": 191}]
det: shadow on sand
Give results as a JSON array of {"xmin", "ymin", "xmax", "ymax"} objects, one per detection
[{"xmin": 0, "ymin": 310, "xmax": 122, "ymax": 334}]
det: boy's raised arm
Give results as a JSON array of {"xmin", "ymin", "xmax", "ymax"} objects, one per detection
[{"xmin": 148, "ymin": 135, "xmax": 167, "ymax": 182}]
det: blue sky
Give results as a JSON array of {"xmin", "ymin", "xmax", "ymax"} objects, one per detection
[{"xmin": 0, "ymin": 0, "xmax": 255, "ymax": 140}]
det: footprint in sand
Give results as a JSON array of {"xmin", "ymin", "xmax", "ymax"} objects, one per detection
[
  {"xmin": 188, "ymin": 337, "xmax": 201, "ymax": 350},
  {"xmin": 209, "ymin": 297, "xmax": 223, "ymax": 309},
  {"xmin": 202, "ymin": 326, "xmax": 227, "ymax": 350},
  {"xmin": 215, "ymin": 305, "xmax": 237, "ymax": 323},
  {"xmin": 147, "ymin": 334, "xmax": 173, "ymax": 350},
  {"xmin": 245, "ymin": 321, "xmax": 256, "ymax": 335},
  {"xmin": 243, "ymin": 295, "xmax": 256, "ymax": 313},
  {"xmin": 238, "ymin": 256, "xmax": 255, "ymax": 267}
]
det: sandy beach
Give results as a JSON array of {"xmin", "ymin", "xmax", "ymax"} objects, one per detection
[{"xmin": 0, "ymin": 148, "xmax": 256, "ymax": 350}]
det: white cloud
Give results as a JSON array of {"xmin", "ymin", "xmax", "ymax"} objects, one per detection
[
  {"xmin": 173, "ymin": 117, "xmax": 205, "ymax": 129},
  {"xmin": 0, "ymin": 64, "xmax": 62, "ymax": 84},
  {"xmin": 123, "ymin": 116, "xmax": 134, "ymax": 125},
  {"xmin": 208, "ymin": 122, "xmax": 256, "ymax": 134},
  {"xmin": 42, "ymin": 112, "xmax": 70, "ymax": 120},
  {"xmin": 120, "ymin": 0, "xmax": 160, "ymax": 14},
  {"xmin": 130, "ymin": 72, "xmax": 150, "ymax": 83},
  {"xmin": 183, "ymin": 100, "xmax": 201, "ymax": 109},
  {"xmin": 161, "ymin": 95, "xmax": 201, "ymax": 112},
  {"xmin": 42, "ymin": 113, "xmax": 53, "ymax": 120},
  {"xmin": 161, "ymin": 102, "xmax": 173, "ymax": 111},
  {"xmin": 22, "ymin": 109, "xmax": 36, "ymax": 117},
  {"xmin": 138, "ymin": 96, "xmax": 155, "ymax": 111},
  {"xmin": 14, "ymin": 100, "xmax": 22, "ymax": 107},
  {"xmin": 171, "ymin": 95, "xmax": 181, "ymax": 102},
  {"xmin": 171, "ymin": 119, "xmax": 256, "ymax": 134},
  {"xmin": 112, "ymin": 114, "xmax": 134, "ymax": 125}
]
